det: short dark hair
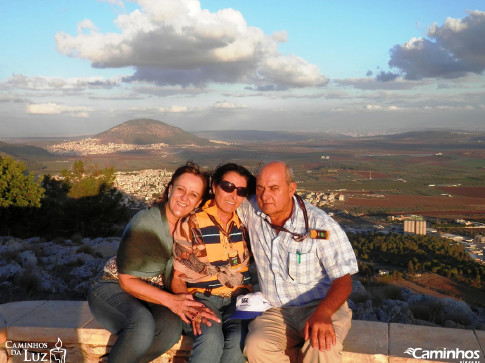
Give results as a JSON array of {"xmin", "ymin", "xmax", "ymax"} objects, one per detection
[
  {"xmin": 211, "ymin": 163, "xmax": 256, "ymax": 197},
  {"xmin": 157, "ymin": 161, "xmax": 210, "ymax": 204}
]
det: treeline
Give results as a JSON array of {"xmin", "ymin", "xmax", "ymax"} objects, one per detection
[
  {"xmin": 348, "ymin": 232, "xmax": 484, "ymax": 286},
  {"xmin": 0, "ymin": 156, "xmax": 129, "ymax": 239}
]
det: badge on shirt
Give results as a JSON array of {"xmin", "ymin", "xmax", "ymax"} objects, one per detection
[{"xmin": 310, "ymin": 229, "xmax": 329, "ymax": 240}]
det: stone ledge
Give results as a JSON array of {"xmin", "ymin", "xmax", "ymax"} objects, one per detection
[{"xmin": 1, "ymin": 301, "xmax": 484, "ymax": 363}]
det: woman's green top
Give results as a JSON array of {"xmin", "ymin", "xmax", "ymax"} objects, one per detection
[{"xmin": 116, "ymin": 203, "xmax": 173, "ymax": 287}]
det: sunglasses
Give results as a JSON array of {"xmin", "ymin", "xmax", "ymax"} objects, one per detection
[{"xmin": 219, "ymin": 180, "xmax": 249, "ymax": 197}]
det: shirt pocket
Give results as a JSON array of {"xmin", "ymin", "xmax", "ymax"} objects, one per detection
[{"xmin": 287, "ymin": 250, "xmax": 320, "ymax": 284}]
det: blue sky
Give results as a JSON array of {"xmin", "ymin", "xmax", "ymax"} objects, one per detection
[{"xmin": 1, "ymin": 0, "xmax": 484, "ymax": 137}]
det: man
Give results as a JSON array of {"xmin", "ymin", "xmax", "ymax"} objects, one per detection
[{"xmin": 238, "ymin": 161, "xmax": 358, "ymax": 363}]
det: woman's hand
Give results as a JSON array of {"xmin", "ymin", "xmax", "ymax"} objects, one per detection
[
  {"xmin": 190, "ymin": 305, "xmax": 220, "ymax": 335},
  {"xmin": 167, "ymin": 293, "xmax": 220, "ymax": 326}
]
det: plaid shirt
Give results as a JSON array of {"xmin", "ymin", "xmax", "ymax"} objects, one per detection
[{"xmin": 238, "ymin": 196, "xmax": 358, "ymax": 307}]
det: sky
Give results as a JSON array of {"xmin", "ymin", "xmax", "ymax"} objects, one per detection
[{"xmin": 1, "ymin": 0, "xmax": 484, "ymax": 137}]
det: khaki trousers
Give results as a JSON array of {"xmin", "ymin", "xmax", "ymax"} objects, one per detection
[{"xmin": 244, "ymin": 301, "xmax": 352, "ymax": 363}]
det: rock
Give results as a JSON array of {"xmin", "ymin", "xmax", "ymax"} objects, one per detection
[
  {"xmin": 92, "ymin": 239, "xmax": 120, "ymax": 258},
  {"xmin": 18, "ymin": 250, "xmax": 38, "ymax": 268},
  {"xmin": 407, "ymin": 293, "xmax": 438, "ymax": 305},
  {"xmin": 443, "ymin": 320, "xmax": 465, "ymax": 329},
  {"xmin": 440, "ymin": 297, "xmax": 477, "ymax": 327},
  {"xmin": 0, "ymin": 261, "xmax": 23, "ymax": 279},
  {"xmin": 0, "ymin": 239, "xmax": 23, "ymax": 254},
  {"xmin": 74, "ymin": 253, "xmax": 96, "ymax": 264},
  {"xmin": 349, "ymin": 280, "xmax": 370, "ymax": 303},
  {"xmin": 378, "ymin": 299, "xmax": 415, "ymax": 324},
  {"xmin": 36, "ymin": 268, "xmax": 69, "ymax": 294},
  {"xmin": 350, "ymin": 299, "xmax": 378, "ymax": 321},
  {"xmin": 400, "ymin": 287, "xmax": 414, "ymax": 300}
]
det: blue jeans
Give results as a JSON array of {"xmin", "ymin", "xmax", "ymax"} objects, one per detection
[
  {"xmin": 88, "ymin": 275, "xmax": 183, "ymax": 363},
  {"xmin": 189, "ymin": 293, "xmax": 247, "ymax": 363}
]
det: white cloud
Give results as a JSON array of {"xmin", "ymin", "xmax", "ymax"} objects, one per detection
[
  {"xmin": 336, "ymin": 77, "xmax": 429, "ymax": 90},
  {"xmin": 97, "ymin": 0, "xmax": 124, "ymax": 7},
  {"xmin": 55, "ymin": 0, "xmax": 327, "ymax": 89},
  {"xmin": 159, "ymin": 105, "xmax": 189, "ymax": 113},
  {"xmin": 213, "ymin": 101, "xmax": 247, "ymax": 110},
  {"xmin": 77, "ymin": 19, "xmax": 98, "ymax": 34},
  {"xmin": 379, "ymin": 10, "xmax": 485, "ymax": 80},
  {"xmin": 3, "ymin": 74, "xmax": 120, "ymax": 90},
  {"xmin": 27, "ymin": 103, "xmax": 90, "ymax": 116},
  {"xmin": 365, "ymin": 105, "xmax": 383, "ymax": 111}
]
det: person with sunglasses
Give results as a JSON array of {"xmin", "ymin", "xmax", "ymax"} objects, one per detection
[
  {"xmin": 171, "ymin": 163, "xmax": 256, "ymax": 363},
  {"xmin": 237, "ymin": 161, "xmax": 358, "ymax": 363}
]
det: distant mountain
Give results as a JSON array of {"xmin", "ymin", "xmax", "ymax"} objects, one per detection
[
  {"xmin": 95, "ymin": 119, "xmax": 212, "ymax": 146},
  {"xmin": 195, "ymin": 130, "xmax": 348, "ymax": 142},
  {"xmin": 373, "ymin": 130, "xmax": 484, "ymax": 142},
  {"xmin": 0, "ymin": 140, "xmax": 55, "ymax": 161}
]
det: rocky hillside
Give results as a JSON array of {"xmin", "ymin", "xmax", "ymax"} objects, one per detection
[{"xmin": 95, "ymin": 119, "xmax": 212, "ymax": 146}]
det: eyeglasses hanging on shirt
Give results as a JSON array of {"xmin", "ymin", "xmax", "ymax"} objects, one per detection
[{"xmin": 263, "ymin": 194, "xmax": 309, "ymax": 242}]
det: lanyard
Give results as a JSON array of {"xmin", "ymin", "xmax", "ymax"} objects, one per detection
[
  {"xmin": 206, "ymin": 213, "xmax": 240, "ymax": 264},
  {"xmin": 263, "ymin": 195, "xmax": 309, "ymax": 242},
  {"xmin": 207, "ymin": 213, "xmax": 236, "ymax": 242}
]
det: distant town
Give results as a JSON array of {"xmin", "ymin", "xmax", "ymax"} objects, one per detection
[
  {"xmin": 46, "ymin": 138, "xmax": 231, "ymax": 155},
  {"xmin": 47, "ymin": 138, "xmax": 170, "ymax": 155}
]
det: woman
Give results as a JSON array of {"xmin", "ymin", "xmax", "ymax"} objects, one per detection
[
  {"xmin": 88, "ymin": 161, "xmax": 220, "ymax": 363},
  {"xmin": 171, "ymin": 163, "xmax": 256, "ymax": 363}
]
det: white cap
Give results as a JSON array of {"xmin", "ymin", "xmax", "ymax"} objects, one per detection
[{"xmin": 229, "ymin": 292, "xmax": 272, "ymax": 320}]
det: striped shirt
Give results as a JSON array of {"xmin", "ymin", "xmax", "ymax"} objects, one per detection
[
  {"xmin": 238, "ymin": 196, "xmax": 358, "ymax": 307},
  {"xmin": 173, "ymin": 200, "xmax": 251, "ymax": 296}
]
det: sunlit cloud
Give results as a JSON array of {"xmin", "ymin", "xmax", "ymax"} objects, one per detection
[
  {"xmin": 55, "ymin": 0, "xmax": 327, "ymax": 89},
  {"xmin": 27, "ymin": 103, "xmax": 91, "ymax": 117},
  {"xmin": 159, "ymin": 105, "xmax": 190, "ymax": 113},
  {"xmin": 378, "ymin": 10, "xmax": 485, "ymax": 80},
  {"xmin": 213, "ymin": 101, "xmax": 247, "ymax": 110}
]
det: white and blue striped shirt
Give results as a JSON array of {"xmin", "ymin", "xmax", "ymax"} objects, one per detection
[{"xmin": 238, "ymin": 196, "xmax": 358, "ymax": 307}]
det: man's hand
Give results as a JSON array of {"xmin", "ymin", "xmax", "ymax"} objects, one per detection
[
  {"xmin": 303, "ymin": 306, "xmax": 336, "ymax": 351},
  {"xmin": 302, "ymin": 274, "xmax": 352, "ymax": 352}
]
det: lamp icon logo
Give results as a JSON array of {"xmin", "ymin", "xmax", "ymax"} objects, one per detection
[
  {"xmin": 404, "ymin": 348, "xmax": 417, "ymax": 356},
  {"xmin": 49, "ymin": 338, "xmax": 66, "ymax": 363}
]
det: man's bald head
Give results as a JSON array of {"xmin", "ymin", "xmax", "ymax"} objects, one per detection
[
  {"xmin": 258, "ymin": 161, "xmax": 294, "ymax": 184},
  {"xmin": 256, "ymin": 161, "xmax": 296, "ymax": 225}
]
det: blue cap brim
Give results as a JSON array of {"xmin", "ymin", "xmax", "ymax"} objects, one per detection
[{"xmin": 228, "ymin": 310, "xmax": 264, "ymax": 320}]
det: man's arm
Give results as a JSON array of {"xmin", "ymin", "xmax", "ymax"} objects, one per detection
[{"xmin": 303, "ymin": 273, "xmax": 352, "ymax": 352}]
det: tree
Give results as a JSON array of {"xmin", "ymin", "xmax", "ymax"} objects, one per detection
[
  {"xmin": 57, "ymin": 160, "xmax": 128, "ymax": 237},
  {"xmin": 0, "ymin": 155, "xmax": 44, "ymax": 207},
  {"xmin": 61, "ymin": 160, "xmax": 116, "ymax": 199},
  {"xmin": 407, "ymin": 260, "xmax": 415, "ymax": 275}
]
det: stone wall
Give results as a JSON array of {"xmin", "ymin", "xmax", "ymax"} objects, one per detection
[{"xmin": 1, "ymin": 301, "xmax": 484, "ymax": 363}]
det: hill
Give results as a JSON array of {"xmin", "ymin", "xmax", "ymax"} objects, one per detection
[
  {"xmin": 0, "ymin": 140, "xmax": 55, "ymax": 161},
  {"xmin": 95, "ymin": 119, "xmax": 212, "ymax": 146},
  {"xmin": 369, "ymin": 130, "xmax": 485, "ymax": 143},
  {"xmin": 195, "ymin": 129, "xmax": 349, "ymax": 142}
]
